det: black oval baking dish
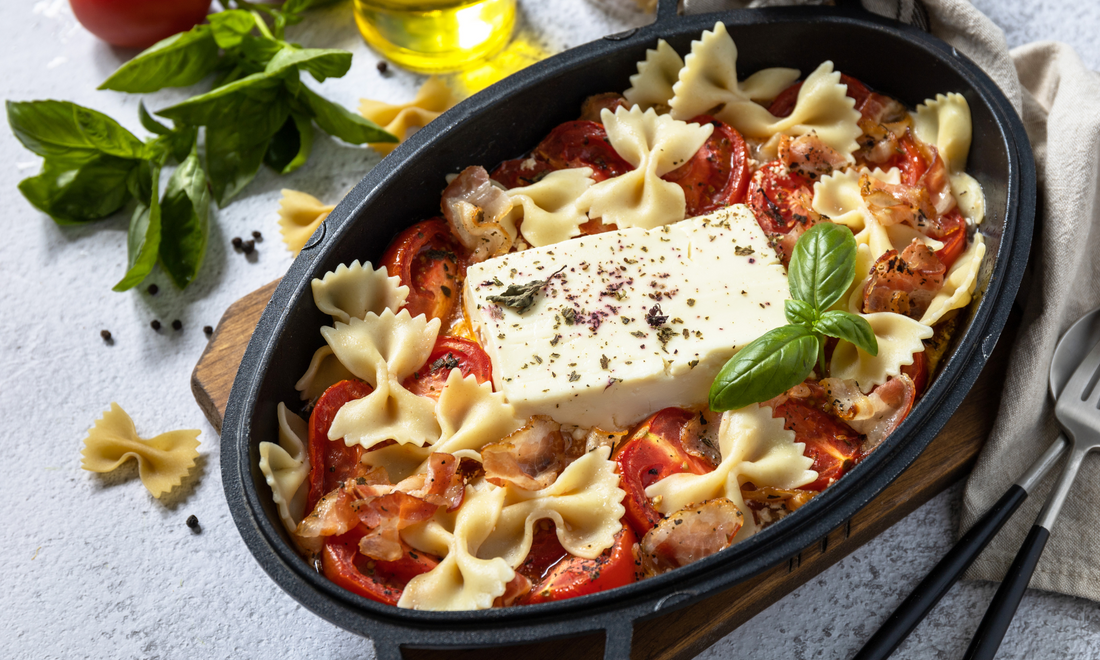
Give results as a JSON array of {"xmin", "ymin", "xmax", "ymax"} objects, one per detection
[{"xmin": 221, "ymin": 2, "xmax": 1035, "ymax": 658}]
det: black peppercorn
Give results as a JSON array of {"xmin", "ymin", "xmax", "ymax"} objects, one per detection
[
  {"xmin": 150, "ymin": 319, "xmax": 161, "ymax": 331},
  {"xmin": 203, "ymin": 325, "xmax": 213, "ymax": 336},
  {"xmin": 185, "ymin": 514, "xmax": 200, "ymax": 531},
  {"xmin": 231, "ymin": 236, "xmax": 243, "ymax": 249},
  {"xmin": 100, "ymin": 329, "xmax": 112, "ymax": 341},
  {"xmin": 147, "ymin": 283, "xmax": 158, "ymax": 295},
  {"xmin": 376, "ymin": 61, "xmax": 388, "ymax": 74},
  {"xmin": 242, "ymin": 239, "xmax": 255, "ymax": 255},
  {"xmin": 251, "ymin": 230, "xmax": 262, "ymax": 240},
  {"xmin": 172, "ymin": 319, "xmax": 182, "ymax": 331}
]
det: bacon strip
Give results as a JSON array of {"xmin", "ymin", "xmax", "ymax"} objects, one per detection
[
  {"xmin": 778, "ymin": 133, "xmax": 849, "ymax": 181},
  {"xmin": 862, "ymin": 240, "xmax": 946, "ymax": 318},
  {"xmin": 639, "ymin": 498, "xmax": 743, "ymax": 576},
  {"xmin": 821, "ymin": 375, "xmax": 917, "ymax": 452},
  {"xmin": 441, "ymin": 166, "xmax": 514, "ymax": 263},
  {"xmin": 482, "ymin": 416, "xmax": 583, "ymax": 490}
]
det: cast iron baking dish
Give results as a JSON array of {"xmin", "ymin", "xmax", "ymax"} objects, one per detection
[{"xmin": 221, "ymin": 1, "xmax": 1035, "ymax": 658}]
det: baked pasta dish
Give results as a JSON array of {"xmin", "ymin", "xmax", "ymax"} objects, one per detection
[{"xmin": 258, "ymin": 23, "xmax": 986, "ymax": 610}]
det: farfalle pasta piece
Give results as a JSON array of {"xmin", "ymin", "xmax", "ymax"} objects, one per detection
[
  {"xmin": 506, "ymin": 168, "xmax": 595, "ymax": 247},
  {"xmin": 80, "ymin": 403, "xmax": 200, "ymax": 498},
  {"xmin": 669, "ymin": 23, "xmax": 859, "ymax": 159},
  {"xmin": 322, "ymin": 309, "xmax": 442, "ymax": 449},
  {"xmin": 311, "ymin": 260, "xmax": 409, "ymax": 325},
  {"xmin": 668, "ymin": 22, "xmax": 799, "ymax": 118},
  {"xmin": 294, "ymin": 345, "xmax": 355, "ymax": 401},
  {"xmin": 278, "ymin": 189, "xmax": 335, "ymax": 255},
  {"xmin": 259, "ymin": 403, "xmax": 311, "ymax": 533},
  {"xmin": 623, "ymin": 39, "xmax": 684, "ymax": 110},
  {"xmin": 813, "ymin": 168, "xmax": 942, "ymax": 260},
  {"xmin": 913, "ymin": 93, "xmax": 985, "ymax": 224},
  {"xmin": 398, "ymin": 481, "xmax": 516, "ymax": 610},
  {"xmin": 363, "ymin": 370, "xmax": 526, "ymax": 481},
  {"xmin": 577, "ymin": 106, "xmax": 712, "ymax": 230},
  {"xmin": 479, "ymin": 446, "xmax": 625, "ymax": 566},
  {"xmin": 920, "ymin": 233, "xmax": 986, "ymax": 326},
  {"xmin": 830, "ymin": 312, "xmax": 934, "ymax": 393},
  {"xmin": 360, "ymin": 76, "xmax": 456, "ymax": 156},
  {"xmin": 645, "ymin": 405, "xmax": 816, "ymax": 541}
]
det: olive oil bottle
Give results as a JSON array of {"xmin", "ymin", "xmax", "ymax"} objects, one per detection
[{"xmin": 353, "ymin": 0, "xmax": 516, "ymax": 73}]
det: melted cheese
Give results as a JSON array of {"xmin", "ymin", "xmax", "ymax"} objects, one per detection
[{"xmin": 464, "ymin": 207, "xmax": 789, "ymax": 430}]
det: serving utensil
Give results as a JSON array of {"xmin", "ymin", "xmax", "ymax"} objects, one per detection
[{"xmin": 855, "ymin": 305, "xmax": 1100, "ymax": 660}]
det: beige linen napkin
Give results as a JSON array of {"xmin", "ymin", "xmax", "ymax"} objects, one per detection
[{"xmin": 681, "ymin": 0, "xmax": 1100, "ymax": 599}]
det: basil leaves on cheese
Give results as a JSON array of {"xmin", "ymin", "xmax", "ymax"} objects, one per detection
[
  {"xmin": 709, "ymin": 222, "xmax": 879, "ymax": 411},
  {"xmin": 7, "ymin": 0, "xmax": 394, "ymax": 292}
]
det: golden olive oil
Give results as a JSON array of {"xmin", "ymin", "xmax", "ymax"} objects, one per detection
[{"xmin": 353, "ymin": 0, "xmax": 516, "ymax": 73}]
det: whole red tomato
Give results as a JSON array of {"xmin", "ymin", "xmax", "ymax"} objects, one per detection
[{"xmin": 70, "ymin": 0, "xmax": 212, "ymax": 49}]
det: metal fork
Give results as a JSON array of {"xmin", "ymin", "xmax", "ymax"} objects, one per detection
[{"xmin": 963, "ymin": 337, "xmax": 1100, "ymax": 660}]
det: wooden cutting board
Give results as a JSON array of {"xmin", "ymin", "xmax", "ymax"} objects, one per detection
[{"xmin": 192, "ymin": 281, "xmax": 1015, "ymax": 660}]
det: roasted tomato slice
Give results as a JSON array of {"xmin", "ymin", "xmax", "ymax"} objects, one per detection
[
  {"xmin": 403, "ymin": 336, "xmax": 493, "ymax": 399},
  {"xmin": 926, "ymin": 208, "xmax": 967, "ymax": 271},
  {"xmin": 532, "ymin": 120, "xmax": 633, "ymax": 182},
  {"xmin": 489, "ymin": 157, "xmax": 555, "ymax": 189},
  {"xmin": 613, "ymin": 408, "xmax": 716, "ymax": 536},
  {"xmin": 747, "ymin": 160, "xmax": 821, "ymax": 264},
  {"xmin": 306, "ymin": 379, "xmax": 374, "ymax": 514},
  {"xmin": 886, "ymin": 132, "xmax": 929, "ymax": 186},
  {"xmin": 661, "ymin": 115, "xmax": 751, "ymax": 216},
  {"xmin": 901, "ymin": 350, "xmax": 929, "ymax": 397},
  {"xmin": 768, "ymin": 74, "xmax": 872, "ymax": 118},
  {"xmin": 380, "ymin": 218, "xmax": 466, "ymax": 323},
  {"xmin": 770, "ymin": 399, "xmax": 861, "ymax": 491},
  {"xmin": 322, "ymin": 527, "xmax": 439, "ymax": 605},
  {"xmin": 521, "ymin": 525, "xmax": 638, "ymax": 604}
]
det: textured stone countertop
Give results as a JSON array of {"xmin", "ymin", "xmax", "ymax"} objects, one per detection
[{"xmin": 3, "ymin": 1, "xmax": 1098, "ymax": 658}]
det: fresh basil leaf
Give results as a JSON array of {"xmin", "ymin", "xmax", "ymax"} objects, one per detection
[
  {"xmin": 156, "ymin": 73, "xmax": 289, "ymax": 143},
  {"xmin": 99, "ymin": 27, "xmax": 219, "ymax": 93},
  {"xmin": 159, "ymin": 148, "xmax": 211, "ymax": 288},
  {"xmin": 205, "ymin": 121, "xmax": 272, "ymax": 206},
  {"xmin": 7, "ymin": 100, "xmax": 144, "ymax": 161},
  {"xmin": 815, "ymin": 310, "xmax": 879, "ymax": 357},
  {"xmin": 264, "ymin": 112, "xmax": 314, "ymax": 174},
  {"xmin": 208, "ymin": 9, "xmax": 257, "ymax": 50},
  {"xmin": 113, "ymin": 163, "xmax": 162, "ymax": 291},
  {"xmin": 784, "ymin": 299, "xmax": 816, "ymax": 328},
  {"xmin": 265, "ymin": 46, "xmax": 352, "ymax": 82},
  {"xmin": 138, "ymin": 101, "xmax": 171, "ymax": 135},
  {"xmin": 298, "ymin": 87, "xmax": 396, "ymax": 144},
  {"xmin": 19, "ymin": 154, "xmax": 137, "ymax": 224},
  {"xmin": 166, "ymin": 126, "xmax": 198, "ymax": 164},
  {"xmin": 709, "ymin": 325, "xmax": 820, "ymax": 411},
  {"xmin": 788, "ymin": 222, "xmax": 857, "ymax": 313},
  {"xmin": 238, "ymin": 35, "xmax": 286, "ymax": 67}
]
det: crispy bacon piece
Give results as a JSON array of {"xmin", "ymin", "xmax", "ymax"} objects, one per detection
[
  {"xmin": 862, "ymin": 240, "xmax": 946, "ymax": 318},
  {"xmin": 579, "ymin": 92, "xmax": 627, "ymax": 123},
  {"xmin": 441, "ymin": 166, "xmax": 514, "ymax": 262},
  {"xmin": 778, "ymin": 133, "xmax": 849, "ymax": 181},
  {"xmin": 295, "ymin": 488, "xmax": 360, "ymax": 554},
  {"xmin": 482, "ymin": 416, "xmax": 583, "ymax": 490},
  {"xmin": 389, "ymin": 453, "xmax": 465, "ymax": 511},
  {"xmin": 821, "ymin": 375, "xmax": 917, "ymax": 452},
  {"xmin": 859, "ymin": 171, "xmax": 936, "ymax": 228},
  {"xmin": 855, "ymin": 117, "xmax": 901, "ymax": 165},
  {"xmin": 354, "ymin": 491, "xmax": 440, "ymax": 561},
  {"xmin": 678, "ymin": 409, "xmax": 722, "ymax": 467},
  {"xmin": 639, "ymin": 498, "xmax": 743, "ymax": 576},
  {"xmin": 494, "ymin": 573, "xmax": 533, "ymax": 607},
  {"xmin": 858, "ymin": 92, "xmax": 910, "ymax": 125}
]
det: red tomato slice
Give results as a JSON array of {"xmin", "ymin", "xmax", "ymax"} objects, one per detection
[
  {"xmin": 661, "ymin": 115, "xmax": 751, "ymax": 216},
  {"xmin": 306, "ymin": 379, "xmax": 374, "ymax": 514},
  {"xmin": 521, "ymin": 526, "xmax": 638, "ymax": 604},
  {"xmin": 613, "ymin": 408, "xmax": 716, "ymax": 536},
  {"xmin": 322, "ymin": 527, "xmax": 439, "ymax": 606},
  {"xmin": 771, "ymin": 399, "xmax": 861, "ymax": 491},
  {"xmin": 768, "ymin": 74, "xmax": 872, "ymax": 118},
  {"xmin": 901, "ymin": 351, "xmax": 929, "ymax": 397},
  {"xmin": 403, "ymin": 336, "xmax": 493, "ymax": 399},
  {"xmin": 532, "ymin": 120, "xmax": 633, "ymax": 182},
  {"xmin": 380, "ymin": 218, "xmax": 466, "ymax": 323},
  {"xmin": 489, "ymin": 157, "xmax": 554, "ymax": 189},
  {"xmin": 886, "ymin": 132, "xmax": 929, "ymax": 186},
  {"xmin": 927, "ymin": 208, "xmax": 967, "ymax": 271}
]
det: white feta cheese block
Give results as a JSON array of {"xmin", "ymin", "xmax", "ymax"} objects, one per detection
[{"xmin": 463, "ymin": 205, "xmax": 790, "ymax": 430}]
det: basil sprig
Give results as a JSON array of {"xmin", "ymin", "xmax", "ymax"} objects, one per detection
[
  {"xmin": 8, "ymin": 0, "xmax": 395, "ymax": 292},
  {"xmin": 709, "ymin": 223, "xmax": 879, "ymax": 411}
]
